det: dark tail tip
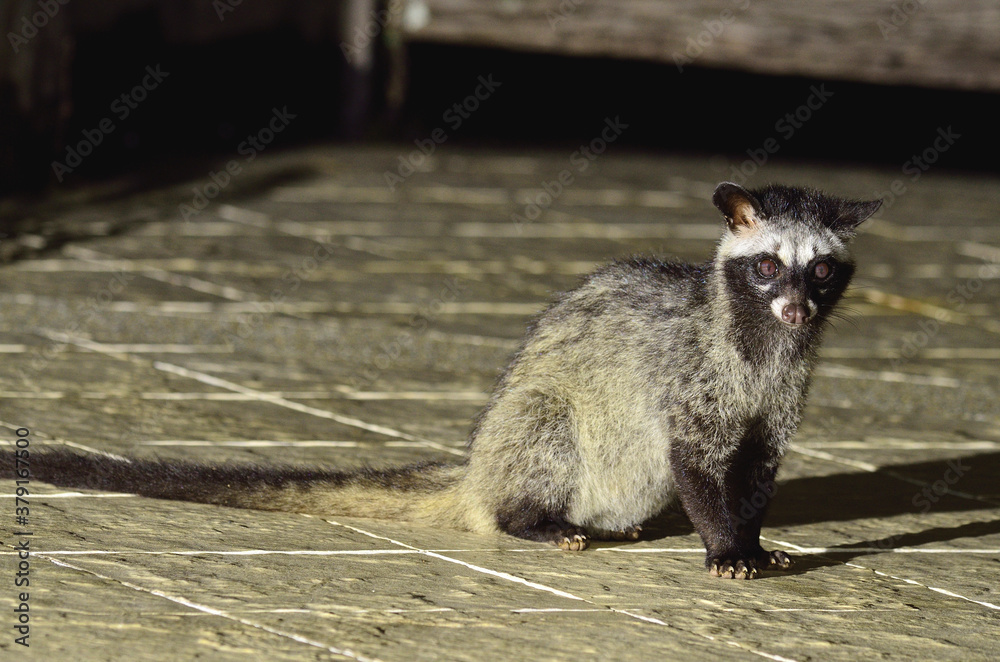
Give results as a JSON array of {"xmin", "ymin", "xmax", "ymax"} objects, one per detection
[{"xmin": 25, "ymin": 448, "xmax": 136, "ymax": 492}]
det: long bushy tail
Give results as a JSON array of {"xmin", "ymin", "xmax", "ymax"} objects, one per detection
[{"xmin": 27, "ymin": 448, "xmax": 481, "ymax": 530}]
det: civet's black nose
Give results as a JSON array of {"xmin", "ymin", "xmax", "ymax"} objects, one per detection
[{"xmin": 781, "ymin": 303, "xmax": 810, "ymax": 325}]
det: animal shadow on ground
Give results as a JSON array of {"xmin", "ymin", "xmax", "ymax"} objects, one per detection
[{"xmin": 639, "ymin": 451, "xmax": 1000, "ymax": 574}]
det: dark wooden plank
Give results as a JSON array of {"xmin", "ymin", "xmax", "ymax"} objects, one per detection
[{"xmin": 403, "ymin": 0, "xmax": 1000, "ymax": 91}]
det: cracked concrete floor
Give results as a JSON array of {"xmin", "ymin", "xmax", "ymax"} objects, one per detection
[{"xmin": 1, "ymin": 145, "xmax": 999, "ymax": 661}]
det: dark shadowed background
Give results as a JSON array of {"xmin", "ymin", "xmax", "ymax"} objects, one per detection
[{"xmin": 1, "ymin": 0, "xmax": 997, "ymax": 205}]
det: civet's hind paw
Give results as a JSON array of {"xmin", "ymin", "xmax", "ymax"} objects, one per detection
[
  {"xmin": 554, "ymin": 529, "xmax": 590, "ymax": 551},
  {"xmin": 606, "ymin": 525, "xmax": 642, "ymax": 541}
]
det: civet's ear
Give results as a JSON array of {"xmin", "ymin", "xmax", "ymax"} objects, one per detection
[
  {"xmin": 712, "ymin": 182, "xmax": 763, "ymax": 232},
  {"xmin": 829, "ymin": 198, "xmax": 883, "ymax": 239}
]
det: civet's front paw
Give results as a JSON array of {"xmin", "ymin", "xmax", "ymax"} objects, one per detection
[{"xmin": 708, "ymin": 549, "xmax": 792, "ymax": 579}]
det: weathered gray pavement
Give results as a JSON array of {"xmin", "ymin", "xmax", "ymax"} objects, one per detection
[{"xmin": 2, "ymin": 145, "xmax": 999, "ymax": 661}]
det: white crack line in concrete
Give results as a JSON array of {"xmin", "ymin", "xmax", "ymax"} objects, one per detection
[
  {"xmin": 778, "ymin": 445, "xmax": 1000, "ymax": 612},
  {"xmin": 34, "ymin": 330, "xmax": 463, "ymax": 458},
  {"xmin": 326, "ymin": 519, "xmax": 801, "ymax": 662},
  {"xmin": 40, "ymin": 555, "xmax": 383, "ymax": 662},
  {"xmin": 150, "ymin": 360, "xmax": 462, "ymax": 456},
  {"xmin": 759, "ymin": 536, "xmax": 1000, "ymax": 613}
]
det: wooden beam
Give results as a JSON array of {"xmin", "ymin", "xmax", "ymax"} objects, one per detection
[{"xmin": 403, "ymin": 0, "xmax": 1000, "ymax": 91}]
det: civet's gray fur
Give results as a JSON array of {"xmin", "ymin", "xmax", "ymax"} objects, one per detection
[{"xmin": 32, "ymin": 182, "xmax": 881, "ymax": 579}]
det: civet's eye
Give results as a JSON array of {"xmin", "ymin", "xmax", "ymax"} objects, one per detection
[
  {"xmin": 813, "ymin": 262, "xmax": 831, "ymax": 280},
  {"xmin": 757, "ymin": 259, "xmax": 778, "ymax": 278}
]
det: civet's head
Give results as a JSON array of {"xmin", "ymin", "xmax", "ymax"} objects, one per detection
[{"xmin": 712, "ymin": 182, "xmax": 882, "ymax": 328}]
